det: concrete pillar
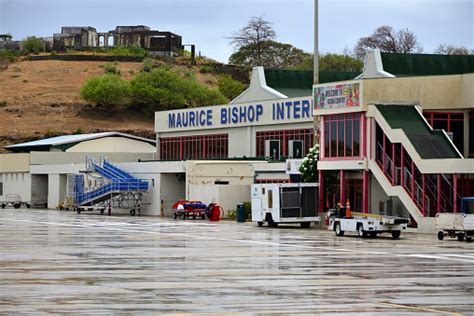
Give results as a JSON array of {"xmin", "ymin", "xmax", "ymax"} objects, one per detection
[
  {"xmin": 464, "ymin": 110, "xmax": 469, "ymax": 157},
  {"xmin": 362, "ymin": 170, "xmax": 369, "ymax": 213},
  {"xmin": 48, "ymin": 174, "xmax": 60, "ymax": 209},
  {"xmin": 319, "ymin": 170, "xmax": 324, "ymax": 213},
  {"xmin": 340, "ymin": 170, "xmax": 345, "ymax": 204}
]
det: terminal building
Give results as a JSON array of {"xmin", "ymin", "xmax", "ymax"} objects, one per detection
[{"xmin": 0, "ymin": 50, "xmax": 473, "ymax": 231}]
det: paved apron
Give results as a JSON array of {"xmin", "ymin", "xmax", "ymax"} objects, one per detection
[{"xmin": 0, "ymin": 209, "xmax": 472, "ymax": 315}]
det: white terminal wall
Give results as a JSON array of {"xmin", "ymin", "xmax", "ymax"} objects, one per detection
[
  {"xmin": 155, "ymin": 96, "xmax": 314, "ymax": 158},
  {"xmin": 66, "ymin": 137, "xmax": 156, "ymax": 153},
  {"xmin": 0, "ymin": 154, "xmax": 31, "ymax": 203}
]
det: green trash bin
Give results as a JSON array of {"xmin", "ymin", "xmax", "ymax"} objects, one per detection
[{"xmin": 236, "ymin": 203, "xmax": 246, "ymax": 223}]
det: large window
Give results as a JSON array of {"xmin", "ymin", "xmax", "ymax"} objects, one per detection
[
  {"xmin": 323, "ymin": 113, "xmax": 362, "ymax": 159},
  {"xmin": 256, "ymin": 129, "xmax": 314, "ymax": 158},
  {"xmin": 424, "ymin": 112, "xmax": 464, "ymax": 155},
  {"xmin": 160, "ymin": 134, "xmax": 228, "ymax": 160}
]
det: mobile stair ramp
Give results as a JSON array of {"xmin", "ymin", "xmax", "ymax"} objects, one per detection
[
  {"xmin": 367, "ymin": 104, "xmax": 472, "ymax": 231},
  {"xmin": 73, "ymin": 156, "xmax": 148, "ymax": 216}
]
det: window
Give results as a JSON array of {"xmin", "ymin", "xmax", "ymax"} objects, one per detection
[
  {"xmin": 424, "ymin": 112, "xmax": 464, "ymax": 154},
  {"xmin": 323, "ymin": 112, "xmax": 362, "ymax": 159},
  {"xmin": 0, "ymin": 182, "xmax": 3, "ymax": 196},
  {"xmin": 256, "ymin": 129, "xmax": 314, "ymax": 158},
  {"xmin": 160, "ymin": 134, "xmax": 228, "ymax": 160},
  {"xmin": 268, "ymin": 190, "xmax": 273, "ymax": 208}
]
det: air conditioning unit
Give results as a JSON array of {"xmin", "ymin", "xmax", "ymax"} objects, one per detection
[
  {"xmin": 288, "ymin": 140, "xmax": 304, "ymax": 159},
  {"xmin": 265, "ymin": 140, "xmax": 280, "ymax": 160}
]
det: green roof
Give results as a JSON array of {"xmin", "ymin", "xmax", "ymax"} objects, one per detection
[
  {"xmin": 376, "ymin": 105, "xmax": 461, "ymax": 159},
  {"xmin": 381, "ymin": 53, "xmax": 474, "ymax": 77},
  {"xmin": 264, "ymin": 69, "xmax": 360, "ymax": 97}
]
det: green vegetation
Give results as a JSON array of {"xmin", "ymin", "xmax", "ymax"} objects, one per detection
[
  {"xmin": 230, "ymin": 40, "xmax": 308, "ymax": 69},
  {"xmin": 218, "ymin": 74, "xmax": 246, "ymax": 100},
  {"xmin": 22, "ymin": 36, "xmax": 44, "ymax": 54},
  {"xmin": 67, "ymin": 46, "xmax": 150, "ymax": 57},
  {"xmin": 80, "ymin": 66, "xmax": 228, "ymax": 116},
  {"xmin": 0, "ymin": 101, "xmax": 8, "ymax": 108},
  {"xmin": 80, "ymin": 74, "xmax": 131, "ymax": 114},
  {"xmin": 101, "ymin": 62, "xmax": 121, "ymax": 75},
  {"xmin": 299, "ymin": 144, "xmax": 319, "ymax": 182},
  {"xmin": 130, "ymin": 67, "xmax": 227, "ymax": 113},
  {"xmin": 0, "ymin": 49, "xmax": 21, "ymax": 62},
  {"xmin": 142, "ymin": 58, "xmax": 157, "ymax": 72},
  {"xmin": 293, "ymin": 53, "xmax": 364, "ymax": 72}
]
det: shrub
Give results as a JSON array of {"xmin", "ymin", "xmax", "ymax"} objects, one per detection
[
  {"xmin": 130, "ymin": 67, "xmax": 227, "ymax": 112},
  {"xmin": 243, "ymin": 201, "xmax": 252, "ymax": 220},
  {"xmin": 218, "ymin": 74, "xmax": 246, "ymax": 100},
  {"xmin": 299, "ymin": 144, "xmax": 319, "ymax": 182},
  {"xmin": 142, "ymin": 58, "xmax": 155, "ymax": 72},
  {"xmin": 80, "ymin": 74, "xmax": 131, "ymax": 114},
  {"xmin": 22, "ymin": 36, "xmax": 44, "ymax": 54},
  {"xmin": 0, "ymin": 49, "xmax": 21, "ymax": 62},
  {"xmin": 199, "ymin": 65, "xmax": 214, "ymax": 73},
  {"xmin": 101, "ymin": 62, "xmax": 121, "ymax": 75},
  {"xmin": 91, "ymin": 46, "xmax": 149, "ymax": 58},
  {"xmin": 0, "ymin": 101, "xmax": 7, "ymax": 108}
]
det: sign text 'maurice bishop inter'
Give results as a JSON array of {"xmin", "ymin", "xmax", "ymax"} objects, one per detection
[{"xmin": 168, "ymin": 99, "xmax": 313, "ymax": 129}]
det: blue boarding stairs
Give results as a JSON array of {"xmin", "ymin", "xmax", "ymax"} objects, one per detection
[{"xmin": 73, "ymin": 156, "xmax": 148, "ymax": 216}]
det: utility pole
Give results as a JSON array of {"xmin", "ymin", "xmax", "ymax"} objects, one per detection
[{"xmin": 314, "ymin": 0, "xmax": 319, "ymax": 84}]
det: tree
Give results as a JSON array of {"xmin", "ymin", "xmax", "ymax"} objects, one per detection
[
  {"xmin": 130, "ymin": 67, "xmax": 227, "ymax": 112},
  {"xmin": 434, "ymin": 44, "xmax": 473, "ymax": 55},
  {"xmin": 230, "ymin": 40, "xmax": 309, "ymax": 69},
  {"xmin": 299, "ymin": 144, "xmax": 319, "ymax": 183},
  {"xmin": 22, "ymin": 36, "xmax": 44, "ymax": 54},
  {"xmin": 229, "ymin": 16, "xmax": 276, "ymax": 66},
  {"xmin": 80, "ymin": 74, "xmax": 131, "ymax": 114},
  {"xmin": 354, "ymin": 25, "xmax": 422, "ymax": 60},
  {"xmin": 292, "ymin": 53, "xmax": 363, "ymax": 72}
]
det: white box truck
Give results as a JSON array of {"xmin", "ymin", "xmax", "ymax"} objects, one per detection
[{"xmin": 251, "ymin": 183, "xmax": 320, "ymax": 228}]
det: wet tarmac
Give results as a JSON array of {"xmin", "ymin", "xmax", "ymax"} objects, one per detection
[{"xmin": 0, "ymin": 208, "xmax": 473, "ymax": 315}]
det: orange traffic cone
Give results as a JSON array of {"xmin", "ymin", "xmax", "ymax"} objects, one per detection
[{"xmin": 345, "ymin": 199, "xmax": 352, "ymax": 218}]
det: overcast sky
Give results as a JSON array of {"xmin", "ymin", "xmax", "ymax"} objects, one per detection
[{"xmin": 1, "ymin": 0, "xmax": 472, "ymax": 62}]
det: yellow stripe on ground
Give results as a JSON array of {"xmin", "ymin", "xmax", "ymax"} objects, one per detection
[{"xmin": 378, "ymin": 301, "xmax": 464, "ymax": 316}]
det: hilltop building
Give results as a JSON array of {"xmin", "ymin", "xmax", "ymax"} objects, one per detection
[{"xmin": 52, "ymin": 25, "xmax": 182, "ymax": 56}]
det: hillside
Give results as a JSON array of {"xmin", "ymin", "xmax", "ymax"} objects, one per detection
[{"xmin": 0, "ymin": 59, "xmax": 226, "ymax": 152}]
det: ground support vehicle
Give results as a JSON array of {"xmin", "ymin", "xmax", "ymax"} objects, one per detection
[
  {"xmin": 251, "ymin": 183, "xmax": 320, "ymax": 228},
  {"xmin": 328, "ymin": 208, "xmax": 409, "ymax": 239},
  {"xmin": 69, "ymin": 156, "xmax": 148, "ymax": 216},
  {"xmin": 1, "ymin": 194, "xmax": 31, "ymax": 209},
  {"xmin": 436, "ymin": 197, "xmax": 474, "ymax": 242},
  {"xmin": 172, "ymin": 200, "xmax": 207, "ymax": 220}
]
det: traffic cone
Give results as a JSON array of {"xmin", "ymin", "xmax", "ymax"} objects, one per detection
[{"xmin": 345, "ymin": 199, "xmax": 352, "ymax": 218}]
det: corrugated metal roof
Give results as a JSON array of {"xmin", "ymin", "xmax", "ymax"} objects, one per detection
[
  {"xmin": 263, "ymin": 69, "xmax": 361, "ymax": 97},
  {"xmin": 4, "ymin": 132, "xmax": 156, "ymax": 149},
  {"xmin": 381, "ymin": 53, "xmax": 474, "ymax": 77}
]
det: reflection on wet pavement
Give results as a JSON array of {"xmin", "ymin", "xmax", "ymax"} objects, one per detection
[{"xmin": 0, "ymin": 209, "xmax": 472, "ymax": 314}]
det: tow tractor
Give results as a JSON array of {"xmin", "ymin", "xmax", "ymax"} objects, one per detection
[
  {"xmin": 327, "ymin": 201, "xmax": 409, "ymax": 239},
  {"xmin": 436, "ymin": 197, "xmax": 474, "ymax": 242}
]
